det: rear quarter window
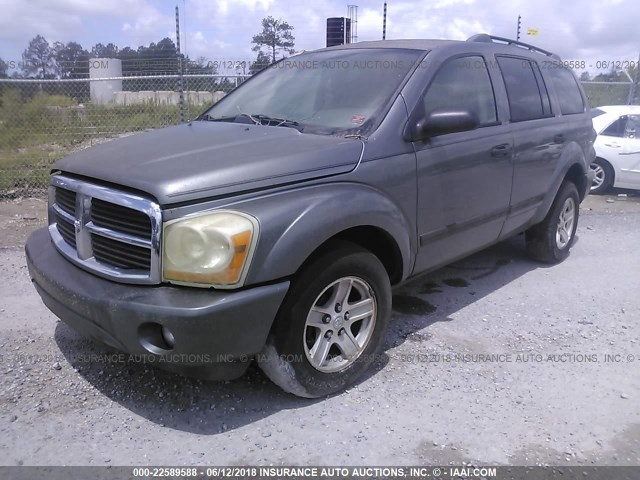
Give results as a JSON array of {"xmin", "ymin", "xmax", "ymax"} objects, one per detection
[
  {"xmin": 547, "ymin": 67, "xmax": 585, "ymax": 115},
  {"xmin": 497, "ymin": 56, "xmax": 552, "ymax": 122}
]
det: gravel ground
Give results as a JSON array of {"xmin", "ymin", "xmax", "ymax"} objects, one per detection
[{"xmin": 0, "ymin": 192, "xmax": 639, "ymax": 466}]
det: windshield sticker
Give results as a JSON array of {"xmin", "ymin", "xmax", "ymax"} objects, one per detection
[{"xmin": 351, "ymin": 114, "xmax": 366, "ymax": 125}]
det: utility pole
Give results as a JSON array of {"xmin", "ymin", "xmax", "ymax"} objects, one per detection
[
  {"xmin": 183, "ymin": 0, "xmax": 187, "ymax": 62},
  {"xmin": 516, "ymin": 14, "xmax": 522, "ymax": 41},
  {"xmin": 382, "ymin": 2, "xmax": 387, "ymax": 40},
  {"xmin": 175, "ymin": 6, "xmax": 185, "ymax": 123}
]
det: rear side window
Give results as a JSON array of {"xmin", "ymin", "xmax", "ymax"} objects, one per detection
[
  {"xmin": 591, "ymin": 108, "xmax": 606, "ymax": 118},
  {"xmin": 422, "ymin": 56, "xmax": 497, "ymax": 126},
  {"xmin": 497, "ymin": 56, "xmax": 552, "ymax": 122},
  {"xmin": 547, "ymin": 67, "xmax": 585, "ymax": 115},
  {"xmin": 602, "ymin": 116, "xmax": 627, "ymax": 138}
]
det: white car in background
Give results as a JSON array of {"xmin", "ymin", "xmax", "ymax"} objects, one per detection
[{"xmin": 590, "ymin": 105, "xmax": 640, "ymax": 194}]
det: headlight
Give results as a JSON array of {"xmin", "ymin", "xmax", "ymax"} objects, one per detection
[{"xmin": 162, "ymin": 211, "xmax": 258, "ymax": 288}]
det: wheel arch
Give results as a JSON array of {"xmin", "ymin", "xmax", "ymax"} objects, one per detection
[
  {"xmin": 239, "ymin": 183, "xmax": 415, "ymax": 286},
  {"xmin": 564, "ymin": 162, "xmax": 588, "ymax": 201},
  {"xmin": 299, "ymin": 225, "xmax": 405, "ymax": 285},
  {"xmin": 530, "ymin": 143, "xmax": 589, "ymax": 226}
]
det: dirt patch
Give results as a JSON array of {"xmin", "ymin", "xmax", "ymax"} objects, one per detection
[{"xmin": 0, "ymin": 198, "xmax": 48, "ymax": 248}]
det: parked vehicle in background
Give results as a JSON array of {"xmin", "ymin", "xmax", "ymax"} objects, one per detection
[
  {"xmin": 590, "ymin": 105, "xmax": 640, "ymax": 193},
  {"xmin": 26, "ymin": 34, "xmax": 595, "ymax": 398}
]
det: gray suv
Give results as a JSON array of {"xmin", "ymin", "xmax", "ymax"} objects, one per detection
[{"xmin": 26, "ymin": 34, "xmax": 595, "ymax": 397}]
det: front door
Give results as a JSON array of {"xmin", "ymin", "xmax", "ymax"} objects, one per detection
[
  {"xmin": 619, "ymin": 114, "xmax": 640, "ymax": 188},
  {"xmin": 412, "ymin": 55, "xmax": 513, "ymax": 273}
]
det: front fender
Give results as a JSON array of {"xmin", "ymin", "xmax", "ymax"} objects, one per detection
[{"xmin": 235, "ymin": 183, "xmax": 415, "ymax": 285}]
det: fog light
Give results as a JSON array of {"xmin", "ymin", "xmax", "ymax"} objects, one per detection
[{"xmin": 161, "ymin": 326, "xmax": 175, "ymax": 349}]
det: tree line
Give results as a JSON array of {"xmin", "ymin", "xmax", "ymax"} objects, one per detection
[
  {"xmin": 0, "ymin": 35, "xmax": 212, "ymax": 80},
  {"xmin": 0, "ymin": 16, "xmax": 296, "ymax": 81}
]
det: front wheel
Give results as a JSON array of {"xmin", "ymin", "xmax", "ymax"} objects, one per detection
[
  {"xmin": 526, "ymin": 181, "xmax": 580, "ymax": 264},
  {"xmin": 258, "ymin": 241, "xmax": 391, "ymax": 398}
]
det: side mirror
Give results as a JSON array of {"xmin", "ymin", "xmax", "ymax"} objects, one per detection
[{"xmin": 411, "ymin": 108, "xmax": 479, "ymax": 141}]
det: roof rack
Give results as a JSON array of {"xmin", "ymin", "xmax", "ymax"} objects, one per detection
[{"xmin": 467, "ymin": 33, "xmax": 561, "ymax": 60}]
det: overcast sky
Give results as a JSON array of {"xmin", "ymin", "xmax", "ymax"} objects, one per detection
[{"xmin": 0, "ymin": 0, "xmax": 638, "ymax": 74}]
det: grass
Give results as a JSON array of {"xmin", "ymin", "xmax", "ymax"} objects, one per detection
[
  {"xmin": 0, "ymin": 145, "xmax": 68, "ymax": 192},
  {"xmin": 0, "ymin": 89, "xmax": 204, "ymax": 193},
  {"xmin": 583, "ymin": 84, "xmax": 633, "ymax": 108}
]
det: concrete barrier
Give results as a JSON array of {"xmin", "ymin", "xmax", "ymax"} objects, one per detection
[
  {"xmin": 212, "ymin": 91, "xmax": 226, "ymax": 103},
  {"xmin": 110, "ymin": 90, "xmax": 226, "ymax": 106}
]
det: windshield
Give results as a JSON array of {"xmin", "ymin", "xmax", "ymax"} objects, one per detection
[{"xmin": 202, "ymin": 48, "xmax": 424, "ymax": 135}]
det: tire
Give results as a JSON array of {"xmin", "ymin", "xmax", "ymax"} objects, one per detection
[
  {"xmin": 257, "ymin": 241, "xmax": 392, "ymax": 398},
  {"xmin": 589, "ymin": 158, "xmax": 614, "ymax": 194},
  {"xmin": 526, "ymin": 181, "xmax": 580, "ymax": 264}
]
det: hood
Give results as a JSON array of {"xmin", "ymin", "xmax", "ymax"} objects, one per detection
[{"xmin": 55, "ymin": 121, "xmax": 363, "ymax": 205}]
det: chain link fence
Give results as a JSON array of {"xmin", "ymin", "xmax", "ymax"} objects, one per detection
[
  {"xmin": 0, "ymin": 71, "xmax": 638, "ymax": 198},
  {"xmin": 582, "ymin": 80, "xmax": 638, "ymax": 108},
  {"xmin": 0, "ymin": 72, "xmax": 249, "ymax": 198}
]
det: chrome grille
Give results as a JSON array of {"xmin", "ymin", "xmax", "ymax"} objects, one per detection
[
  {"xmin": 55, "ymin": 212, "xmax": 76, "ymax": 248},
  {"xmin": 91, "ymin": 198, "xmax": 152, "ymax": 237},
  {"xmin": 48, "ymin": 175, "xmax": 162, "ymax": 284},
  {"xmin": 91, "ymin": 234, "xmax": 152, "ymax": 270},
  {"xmin": 55, "ymin": 188, "xmax": 76, "ymax": 215}
]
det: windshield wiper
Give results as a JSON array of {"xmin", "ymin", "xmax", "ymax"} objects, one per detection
[
  {"xmin": 198, "ymin": 113, "xmax": 256, "ymax": 124},
  {"xmin": 198, "ymin": 113, "xmax": 302, "ymax": 131},
  {"xmin": 250, "ymin": 114, "xmax": 303, "ymax": 131}
]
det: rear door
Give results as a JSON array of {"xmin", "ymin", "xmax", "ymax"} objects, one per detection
[
  {"xmin": 496, "ymin": 56, "xmax": 569, "ymax": 237},
  {"xmin": 413, "ymin": 55, "xmax": 513, "ymax": 273}
]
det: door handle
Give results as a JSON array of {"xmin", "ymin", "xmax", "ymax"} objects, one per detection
[
  {"xmin": 604, "ymin": 143, "xmax": 621, "ymax": 148},
  {"xmin": 490, "ymin": 144, "xmax": 512, "ymax": 157},
  {"xmin": 554, "ymin": 134, "xmax": 565, "ymax": 144}
]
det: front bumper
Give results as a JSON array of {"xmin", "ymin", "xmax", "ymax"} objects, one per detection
[{"xmin": 26, "ymin": 228, "xmax": 289, "ymax": 380}]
